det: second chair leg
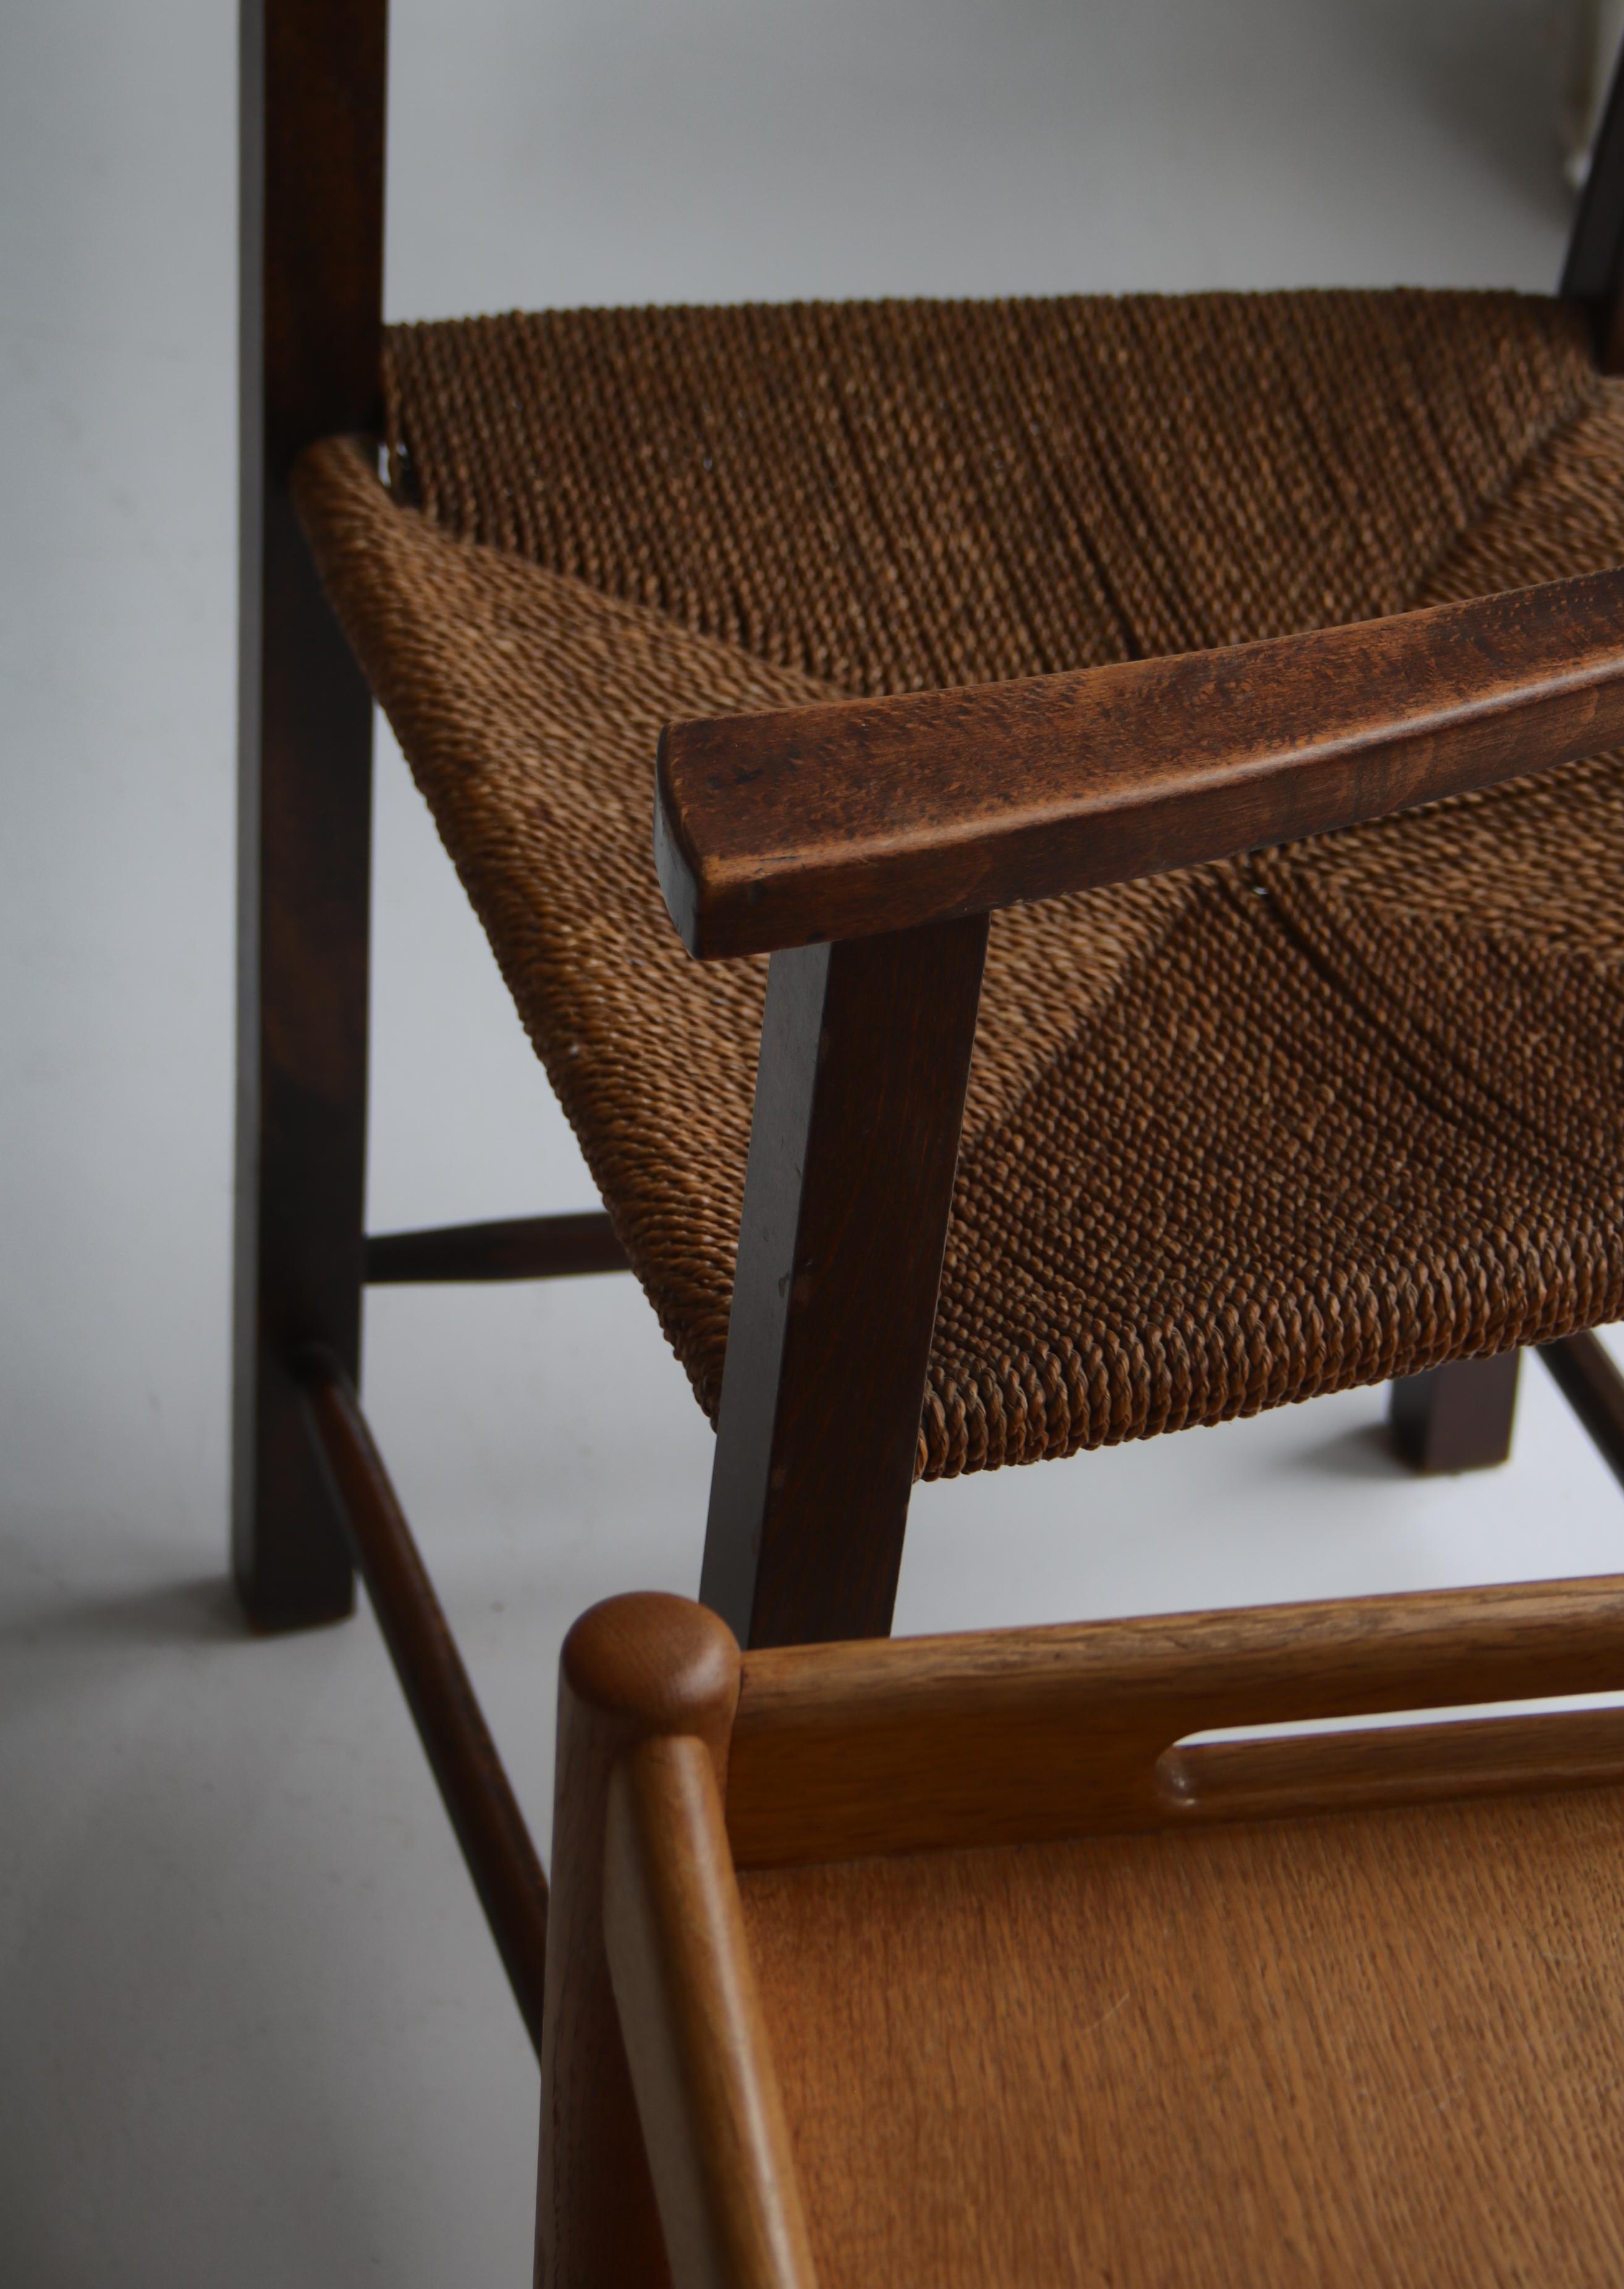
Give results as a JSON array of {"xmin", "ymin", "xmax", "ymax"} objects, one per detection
[{"xmin": 1387, "ymin": 1350, "xmax": 1521, "ymax": 1475}]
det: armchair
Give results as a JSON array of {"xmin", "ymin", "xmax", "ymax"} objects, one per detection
[{"xmin": 239, "ymin": 0, "xmax": 1624, "ymax": 2201}]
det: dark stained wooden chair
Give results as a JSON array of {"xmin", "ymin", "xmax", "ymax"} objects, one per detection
[{"xmin": 240, "ymin": 0, "xmax": 1624, "ymax": 2209}]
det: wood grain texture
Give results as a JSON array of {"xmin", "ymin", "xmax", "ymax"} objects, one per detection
[
  {"xmin": 656, "ymin": 568, "xmax": 1624, "ymax": 957},
  {"xmin": 726, "ymin": 1576, "xmax": 1624, "ymax": 1866},
  {"xmin": 364, "ymin": 1209, "xmax": 629, "ymax": 1285},
  {"xmin": 1165, "ymin": 1704, "xmax": 1624, "ymax": 1822},
  {"xmin": 701, "ymin": 915, "xmax": 987, "ymax": 1648},
  {"xmin": 605, "ymin": 1736, "xmax": 818, "ymax": 2289},
  {"xmin": 1387, "ymin": 1350, "xmax": 1521, "ymax": 1473},
  {"xmin": 297, "ymin": 1348, "xmax": 549, "ymax": 2052},
  {"xmin": 536, "ymin": 1594, "xmax": 742, "ymax": 2289},
  {"xmin": 234, "ymin": 0, "xmax": 387, "ymax": 1627},
  {"xmin": 739, "ymin": 1788, "xmax": 1624, "ymax": 2288}
]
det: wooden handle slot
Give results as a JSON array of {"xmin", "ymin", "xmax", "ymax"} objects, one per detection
[{"xmin": 728, "ymin": 1575, "xmax": 1624, "ymax": 1868}]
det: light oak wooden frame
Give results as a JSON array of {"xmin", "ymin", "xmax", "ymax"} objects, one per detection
[{"xmin": 549, "ymin": 1583, "xmax": 1624, "ymax": 2289}]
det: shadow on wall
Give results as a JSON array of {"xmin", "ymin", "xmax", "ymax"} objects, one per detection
[{"xmin": 1350, "ymin": 0, "xmax": 1590, "ymax": 231}]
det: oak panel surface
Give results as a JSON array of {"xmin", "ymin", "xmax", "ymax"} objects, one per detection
[{"xmin": 740, "ymin": 1792, "xmax": 1624, "ymax": 2287}]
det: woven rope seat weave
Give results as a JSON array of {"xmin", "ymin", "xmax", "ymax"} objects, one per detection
[{"xmin": 294, "ymin": 289, "xmax": 1624, "ymax": 1477}]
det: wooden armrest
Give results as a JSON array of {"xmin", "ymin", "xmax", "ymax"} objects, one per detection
[{"xmin": 656, "ymin": 567, "xmax": 1624, "ymax": 958}]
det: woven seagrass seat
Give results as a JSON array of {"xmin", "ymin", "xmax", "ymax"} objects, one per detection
[{"xmin": 295, "ymin": 289, "xmax": 1624, "ymax": 1476}]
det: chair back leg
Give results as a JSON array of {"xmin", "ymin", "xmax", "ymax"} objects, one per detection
[
  {"xmin": 234, "ymin": 0, "xmax": 387, "ymax": 1628},
  {"xmin": 1388, "ymin": 1351, "xmax": 1521, "ymax": 1476}
]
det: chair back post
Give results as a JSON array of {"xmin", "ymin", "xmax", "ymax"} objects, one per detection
[
  {"xmin": 700, "ymin": 915, "xmax": 989, "ymax": 1650},
  {"xmin": 234, "ymin": 0, "xmax": 388, "ymax": 1628},
  {"xmin": 1563, "ymin": 36, "xmax": 1624, "ymax": 370}
]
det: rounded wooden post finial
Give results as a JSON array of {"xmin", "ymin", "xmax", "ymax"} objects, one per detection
[{"xmin": 560, "ymin": 1592, "xmax": 742, "ymax": 1743}]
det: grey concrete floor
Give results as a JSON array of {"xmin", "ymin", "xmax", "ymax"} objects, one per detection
[{"xmin": 5, "ymin": 2, "xmax": 1624, "ymax": 2281}]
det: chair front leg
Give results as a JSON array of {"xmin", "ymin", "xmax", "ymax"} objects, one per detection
[{"xmin": 701, "ymin": 914, "xmax": 988, "ymax": 1649}]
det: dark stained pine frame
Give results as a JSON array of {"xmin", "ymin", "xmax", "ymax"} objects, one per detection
[
  {"xmin": 237, "ymin": 0, "xmax": 1624, "ymax": 2086},
  {"xmin": 699, "ymin": 917, "xmax": 989, "ymax": 1646},
  {"xmin": 235, "ymin": 0, "xmax": 386, "ymax": 1631}
]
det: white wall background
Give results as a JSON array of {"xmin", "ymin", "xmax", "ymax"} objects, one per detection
[{"xmin": 4, "ymin": 3, "xmax": 1623, "ymax": 2282}]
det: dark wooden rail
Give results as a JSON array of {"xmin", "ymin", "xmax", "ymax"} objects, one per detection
[
  {"xmin": 297, "ymin": 1347, "xmax": 549, "ymax": 2055},
  {"xmin": 1542, "ymin": 1331, "xmax": 1624, "ymax": 1493},
  {"xmin": 365, "ymin": 1210, "xmax": 629, "ymax": 1285}
]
